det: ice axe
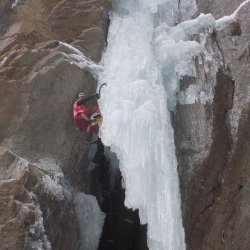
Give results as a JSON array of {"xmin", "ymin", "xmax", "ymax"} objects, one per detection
[{"xmin": 98, "ymin": 83, "xmax": 107, "ymax": 98}]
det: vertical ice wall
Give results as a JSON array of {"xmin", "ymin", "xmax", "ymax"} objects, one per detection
[
  {"xmin": 99, "ymin": 0, "xmax": 185, "ymax": 249},
  {"xmin": 99, "ymin": 0, "xmax": 215, "ymax": 249}
]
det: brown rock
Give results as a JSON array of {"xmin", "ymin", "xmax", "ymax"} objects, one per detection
[
  {"xmin": 195, "ymin": 0, "xmax": 246, "ymax": 19},
  {"xmin": 0, "ymin": 0, "xmax": 112, "ymax": 248},
  {"xmin": 0, "ymin": 0, "xmax": 111, "ymax": 186},
  {"xmin": 0, "ymin": 150, "xmax": 78, "ymax": 250},
  {"xmin": 174, "ymin": 2, "xmax": 250, "ymax": 249}
]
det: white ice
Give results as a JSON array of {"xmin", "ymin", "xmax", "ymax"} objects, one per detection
[
  {"xmin": 99, "ymin": 0, "xmax": 184, "ymax": 249},
  {"xmin": 179, "ymin": 0, "xmax": 198, "ymax": 21},
  {"xmin": 153, "ymin": 13, "xmax": 215, "ymax": 109},
  {"xmin": 11, "ymin": 0, "xmax": 19, "ymax": 9},
  {"xmin": 216, "ymin": 0, "xmax": 250, "ymax": 29},
  {"xmin": 97, "ymin": 0, "xmax": 223, "ymax": 250},
  {"xmin": 74, "ymin": 192, "xmax": 106, "ymax": 250},
  {"xmin": 98, "ymin": 0, "xmax": 217, "ymax": 249},
  {"xmin": 58, "ymin": 42, "xmax": 103, "ymax": 78}
]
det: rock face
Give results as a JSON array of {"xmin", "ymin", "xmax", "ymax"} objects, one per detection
[
  {"xmin": 1, "ymin": 0, "xmax": 250, "ymax": 250},
  {"xmin": 0, "ymin": 0, "xmax": 111, "ymax": 249},
  {"xmin": 174, "ymin": 1, "xmax": 250, "ymax": 249},
  {"xmin": 195, "ymin": 0, "xmax": 245, "ymax": 19},
  {"xmin": 0, "ymin": 150, "xmax": 77, "ymax": 250},
  {"xmin": 0, "ymin": 0, "xmax": 111, "ymax": 175}
]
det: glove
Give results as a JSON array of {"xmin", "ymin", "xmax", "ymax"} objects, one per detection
[{"xmin": 96, "ymin": 93, "xmax": 100, "ymax": 99}]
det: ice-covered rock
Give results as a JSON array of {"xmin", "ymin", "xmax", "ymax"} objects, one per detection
[
  {"xmin": 0, "ymin": 150, "xmax": 77, "ymax": 250},
  {"xmin": 172, "ymin": 1, "xmax": 250, "ymax": 250},
  {"xmin": 74, "ymin": 192, "xmax": 106, "ymax": 250}
]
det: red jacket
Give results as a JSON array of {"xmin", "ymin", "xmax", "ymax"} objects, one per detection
[{"xmin": 73, "ymin": 98, "xmax": 100, "ymax": 133}]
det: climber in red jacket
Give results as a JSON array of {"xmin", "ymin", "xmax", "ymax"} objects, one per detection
[{"xmin": 73, "ymin": 92, "xmax": 103, "ymax": 133}]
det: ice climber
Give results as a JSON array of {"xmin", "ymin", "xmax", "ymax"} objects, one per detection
[
  {"xmin": 73, "ymin": 93, "xmax": 102, "ymax": 133},
  {"xmin": 73, "ymin": 84, "xmax": 106, "ymax": 133}
]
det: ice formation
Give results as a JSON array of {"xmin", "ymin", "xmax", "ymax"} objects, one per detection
[
  {"xmin": 11, "ymin": 0, "xmax": 19, "ymax": 9},
  {"xmin": 153, "ymin": 13, "xmax": 215, "ymax": 109},
  {"xmin": 216, "ymin": 0, "xmax": 250, "ymax": 28},
  {"xmin": 15, "ymin": 198, "xmax": 51, "ymax": 250},
  {"xmin": 179, "ymin": 0, "xmax": 198, "ymax": 21},
  {"xmin": 98, "ymin": 0, "xmax": 218, "ymax": 249},
  {"xmin": 41, "ymin": 174, "xmax": 64, "ymax": 200},
  {"xmin": 59, "ymin": 42, "xmax": 103, "ymax": 78},
  {"xmin": 74, "ymin": 193, "xmax": 106, "ymax": 250}
]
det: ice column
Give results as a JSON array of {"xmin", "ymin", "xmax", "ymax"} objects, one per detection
[{"xmin": 99, "ymin": 0, "xmax": 186, "ymax": 249}]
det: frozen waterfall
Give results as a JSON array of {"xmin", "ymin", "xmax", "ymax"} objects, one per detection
[{"xmin": 99, "ymin": 0, "xmax": 215, "ymax": 249}]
